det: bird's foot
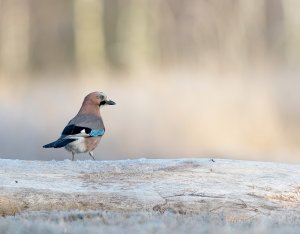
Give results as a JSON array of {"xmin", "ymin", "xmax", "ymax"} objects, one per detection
[{"xmin": 89, "ymin": 151, "xmax": 95, "ymax": 160}]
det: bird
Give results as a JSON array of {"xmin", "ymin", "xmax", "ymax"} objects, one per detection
[{"xmin": 43, "ymin": 91, "xmax": 115, "ymax": 160}]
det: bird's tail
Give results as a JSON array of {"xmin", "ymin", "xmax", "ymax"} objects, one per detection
[{"xmin": 43, "ymin": 138, "xmax": 77, "ymax": 148}]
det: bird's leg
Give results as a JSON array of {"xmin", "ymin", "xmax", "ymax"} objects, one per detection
[
  {"xmin": 71, "ymin": 152, "xmax": 75, "ymax": 161},
  {"xmin": 89, "ymin": 151, "xmax": 95, "ymax": 160}
]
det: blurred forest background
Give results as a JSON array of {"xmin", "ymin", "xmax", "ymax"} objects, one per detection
[{"xmin": 0, "ymin": 0, "xmax": 300, "ymax": 162}]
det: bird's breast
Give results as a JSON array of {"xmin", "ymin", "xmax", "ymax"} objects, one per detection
[{"xmin": 84, "ymin": 137, "xmax": 102, "ymax": 152}]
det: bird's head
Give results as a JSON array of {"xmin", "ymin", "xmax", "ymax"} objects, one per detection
[{"xmin": 84, "ymin": 92, "xmax": 116, "ymax": 108}]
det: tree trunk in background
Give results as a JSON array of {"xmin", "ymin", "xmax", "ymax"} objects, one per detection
[
  {"xmin": 238, "ymin": 1, "xmax": 267, "ymax": 70},
  {"xmin": 73, "ymin": 0, "xmax": 104, "ymax": 73},
  {"xmin": 0, "ymin": 0, "xmax": 29, "ymax": 76},
  {"xmin": 28, "ymin": 0, "xmax": 75, "ymax": 73},
  {"xmin": 124, "ymin": 0, "xmax": 152, "ymax": 72},
  {"xmin": 102, "ymin": 0, "xmax": 130, "ymax": 70},
  {"xmin": 265, "ymin": 0, "xmax": 285, "ymax": 66},
  {"xmin": 282, "ymin": 0, "xmax": 300, "ymax": 67}
]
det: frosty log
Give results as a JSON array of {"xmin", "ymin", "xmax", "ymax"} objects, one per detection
[{"xmin": 1, "ymin": 158, "xmax": 300, "ymax": 221}]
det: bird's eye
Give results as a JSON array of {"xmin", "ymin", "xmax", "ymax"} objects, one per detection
[{"xmin": 99, "ymin": 95, "xmax": 104, "ymax": 100}]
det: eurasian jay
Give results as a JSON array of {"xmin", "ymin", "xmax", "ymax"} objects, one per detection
[{"xmin": 43, "ymin": 92, "xmax": 115, "ymax": 160}]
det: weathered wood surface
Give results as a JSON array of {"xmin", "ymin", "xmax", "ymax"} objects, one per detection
[{"xmin": 1, "ymin": 158, "xmax": 300, "ymax": 222}]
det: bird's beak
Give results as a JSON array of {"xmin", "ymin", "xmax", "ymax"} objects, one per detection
[{"xmin": 106, "ymin": 100, "xmax": 116, "ymax": 105}]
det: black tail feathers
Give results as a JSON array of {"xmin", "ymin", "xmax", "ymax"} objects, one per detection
[{"xmin": 43, "ymin": 138, "xmax": 76, "ymax": 148}]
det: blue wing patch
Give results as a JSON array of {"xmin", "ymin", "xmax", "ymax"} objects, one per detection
[{"xmin": 89, "ymin": 129, "xmax": 105, "ymax": 137}]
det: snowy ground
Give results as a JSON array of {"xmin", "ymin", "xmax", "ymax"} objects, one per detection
[
  {"xmin": 1, "ymin": 158, "xmax": 300, "ymax": 233},
  {"xmin": 1, "ymin": 210, "xmax": 300, "ymax": 234}
]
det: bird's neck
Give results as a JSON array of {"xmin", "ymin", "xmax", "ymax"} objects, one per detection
[{"xmin": 78, "ymin": 102, "xmax": 100, "ymax": 116}]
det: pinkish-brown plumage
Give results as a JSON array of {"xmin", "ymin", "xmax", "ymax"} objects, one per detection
[{"xmin": 77, "ymin": 92, "xmax": 102, "ymax": 116}]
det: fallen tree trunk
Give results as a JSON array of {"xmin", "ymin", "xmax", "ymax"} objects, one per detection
[{"xmin": 1, "ymin": 158, "xmax": 300, "ymax": 222}]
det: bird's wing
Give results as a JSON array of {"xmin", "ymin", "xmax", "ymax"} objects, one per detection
[
  {"xmin": 62, "ymin": 114, "xmax": 105, "ymax": 137},
  {"xmin": 68, "ymin": 114, "xmax": 105, "ymax": 130},
  {"xmin": 61, "ymin": 124, "xmax": 105, "ymax": 137},
  {"xmin": 43, "ymin": 124, "xmax": 105, "ymax": 149}
]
